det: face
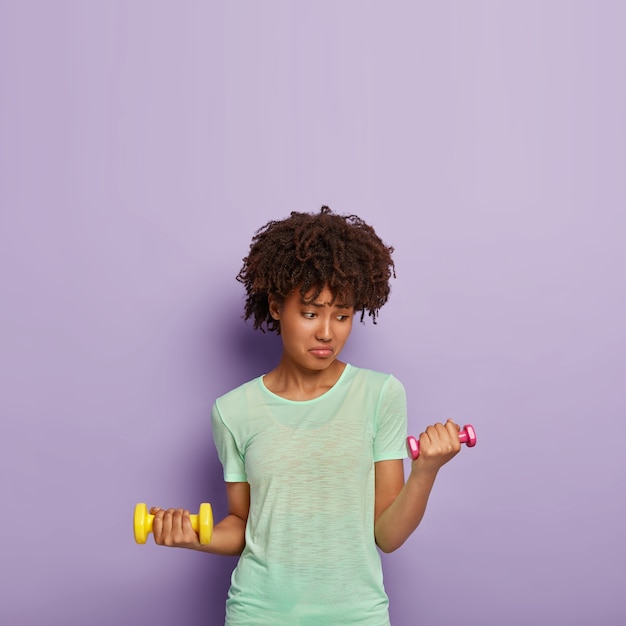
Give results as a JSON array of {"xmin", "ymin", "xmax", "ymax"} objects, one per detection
[{"xmin": 269, "ymin": 285, "xmax": 354, "ymax": 372}]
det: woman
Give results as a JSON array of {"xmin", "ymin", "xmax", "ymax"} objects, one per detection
[{"xmin": 151, "ymin": 206, "xmax": 462, "ymax": 625}]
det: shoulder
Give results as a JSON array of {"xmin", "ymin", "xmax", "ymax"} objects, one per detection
[
  {"xmin": 213, "ymin": 376, "xmax": 264, "ymax": 414},
  {"xmin": 346, "ymin": 365, "xmax": 405, "ymax": 394},
  {"xmin": 342, "ymin": 366, "xmax": 406, "ymax": 412}
]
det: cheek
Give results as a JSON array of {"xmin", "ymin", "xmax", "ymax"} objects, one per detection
[
  {"xmin": 338, "ymin": 321, "xmax": 353, "ymax": 341},
  {"xmin": 281, "ymin": 319, "xmax": 310, "ymax": 343}
]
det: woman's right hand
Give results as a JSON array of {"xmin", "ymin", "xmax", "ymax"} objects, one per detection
[{"xmin": 149, "ymin": 507, "xmax": 201, "ymax": 549}]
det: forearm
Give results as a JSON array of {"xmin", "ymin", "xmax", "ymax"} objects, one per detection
[
  {"xmin": 374, "ymin": 468, "xmax": 439, "ymax": 553},
  {"xmin": 194, "ymin": 513, "xmax": 246, "ymax": 556}
]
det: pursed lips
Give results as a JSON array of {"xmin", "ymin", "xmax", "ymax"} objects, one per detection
[{"xmin": 308, "ymin": 346, "xmax": 334, "ymax": 357}]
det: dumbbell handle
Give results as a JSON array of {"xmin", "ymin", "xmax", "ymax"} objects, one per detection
[
  {"xmin": 133, "ymin": 502, "xmax": 214, "ymax": 545},
  {"xmin": 406, "ymin": 424, "xmax": 477, "ymax": 460}
]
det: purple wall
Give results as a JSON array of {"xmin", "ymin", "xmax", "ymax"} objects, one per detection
[{"xmin": 1, "ymin": 2, "xmax": 625, "ymax": 624}]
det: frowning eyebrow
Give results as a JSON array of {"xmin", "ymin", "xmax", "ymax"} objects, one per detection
[{"xmin": 301, "ymin": 299, "xmax": 353, "ymax": 309}]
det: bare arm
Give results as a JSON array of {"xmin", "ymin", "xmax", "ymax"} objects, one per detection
[
  {"xmin": 374, "ymin": 420, "xmax": 460, "ymax": 553},
  {"xmin": 151, "ymin": 481, "xmax": 249, "ymax": 556}
]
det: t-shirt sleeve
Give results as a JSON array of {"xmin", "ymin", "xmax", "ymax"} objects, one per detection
[
  {"xmin": 373, "ymin": 375, "xmax": 408, "ymax": 462},
  {"xmin": 211, "ymin": 401, "xmax": 248, "ymax": 482}
]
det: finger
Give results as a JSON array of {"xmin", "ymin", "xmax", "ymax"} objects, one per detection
[
  {"xmin": 182, "ymin": 510, "xmax": 193, "ymax": 532},
  {"xmin": 430, "ymin": 422, "xmax": 459, "ymax": 454},
  {"xmin": 152, "ymin": 509, "xmax": 172, "ymax": 546},
  {"xmin": 181, "ymin": 510, "xmax": 198, "ymax": 541},
  {"xmin": 152, "ymin": 508, "xmax": 165, "ymax": 543},
  {"xmin": 425, "ymin": 423, "xmax": 446, "ymax": 446},
  {"xmin": 445, "ymin": 420, "xmax": 461, "ymax": 447},
  {"xmin": 160, "ymin": 508, "xmax": 176, "ymax": 544},
  {"xmin": 448, "ymin": 425, "xmax": 462, "ymax": 453},
  {"xmin": 434, "ymin": 421, "xmax": 460, "ymax": 449},
  {"xmin": 433, "ymin": 422, "xmax": 451, "ymax": 450},
  {"xmin": 434, "ymin": 422, "xmax": 449, "ymax": 438},
  {"xmin": 172, "ymin": 508, "xmax": 185, "ymax": 535},
  {"xmin": 418, "ymin": 429, "xmax": 431, "ymax": 450},
  {"xmin": 172, "ymin": 509, "xmax": 198, "ymax": 545},
  {"xmin": 417, "ymin": 425, "xmax": 439, "ymax": 457}
]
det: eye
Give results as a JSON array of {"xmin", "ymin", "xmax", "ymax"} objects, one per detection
[
  {"xmin": 302, "ymin": 311, "xmax": 316, "ymax": 319},
  {"xmin": 337, "ymin": 314, "xmax": 350, "ymax": 321}
]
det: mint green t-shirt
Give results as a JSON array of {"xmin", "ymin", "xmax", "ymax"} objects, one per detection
[{"xmin": 211, "ymin": 364, "xmax": 407, "ymax": 626}]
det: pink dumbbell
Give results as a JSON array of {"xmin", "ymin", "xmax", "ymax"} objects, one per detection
[{"xmin": 406, "ymin": 424, "xmax": 477, "ymax": 460}]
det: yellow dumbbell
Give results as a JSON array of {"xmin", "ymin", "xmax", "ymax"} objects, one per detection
[{"xmin": 133, "ymin": 503, "xmax": 214, "ymax": 545}]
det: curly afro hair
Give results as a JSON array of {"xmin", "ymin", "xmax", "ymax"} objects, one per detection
[{"xmin": 236, "ymin": 206, "xmax": 396, "ymax": 333}]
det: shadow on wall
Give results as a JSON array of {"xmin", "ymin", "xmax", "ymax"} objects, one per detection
[
  {"xmin": 222, "ymin": 306, "xmax": 284, "ymax": 384},
  {"xmin": 168, "ymin": 304, "xmax": 283, "ymax": 624},
  {"xmin": 192, "ymin": 299, "xmax": 283, "ymax": 505},
  {"xmin": 195, "ymin": 296, "xmax": 284, "ymax": 396},
  {"xmin": 198, "ymin": 307, "xmax": 283, "ymax": 619}
]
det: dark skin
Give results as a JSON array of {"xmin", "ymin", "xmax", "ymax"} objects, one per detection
[
  {"xmin": 152, "ymin": 207, "xmax": 461, "ymax": 552},
  {"xmin": 151, "ymin": 285, "xmax": 461, "ymax": 554},
  {"xmin": 237, "ymin": 206, "xmax": 396, "ymax": 332}
]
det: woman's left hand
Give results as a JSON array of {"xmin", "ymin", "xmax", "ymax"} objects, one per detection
[{"xmin": 410, "ymin": 419, "xmax": 462, "ymax": 474}]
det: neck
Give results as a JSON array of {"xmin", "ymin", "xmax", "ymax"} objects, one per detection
[{"xmin": 263, "ymin": 358, "xmax": 347, "ymax": 401}]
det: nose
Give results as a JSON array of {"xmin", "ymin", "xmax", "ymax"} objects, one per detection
[{"xmin": 315, "ymin": 317, "xmax": 332, "ymax": 342}]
